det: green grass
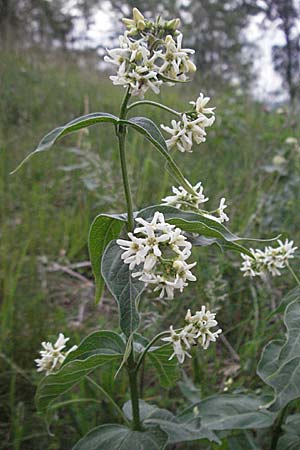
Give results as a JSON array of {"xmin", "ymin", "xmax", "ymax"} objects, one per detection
[{"xmin": 1, "ymin": 48, "xmax": 300, "ymax": 449}]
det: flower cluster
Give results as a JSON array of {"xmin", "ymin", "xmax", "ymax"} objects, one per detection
[
  {"xmin": 162, "ymin": 181, "xmax": 229, "ymax": 223},
  {"xmin": 117, "ymin": 212, "xmax": 196, "ymax": 298},
  {"xmin": 240, "ymin": 239, "xmax": 297, "ymax": 278},
  {"xmin": 162, "ymin": 306, "xmax": 222, "ymax": 363},
  {"xmin": 104, "ymin": 8, "xmax": 196, "ymax": 98},
  {"xmin": 161, "ymin": 93, "xmax": 215, "ymax": 152},
  {"xmin": 35, "ymin": 333, "xmax": 77, "ymax": 376}
]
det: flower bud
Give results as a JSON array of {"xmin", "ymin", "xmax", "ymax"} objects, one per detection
[
  {"xmin": 166, "ymin": 18, "xmax": 181, "ymax": 30},
  {"xmin": 187, "ymin": 60, "xmax": 197, "ymax": 73}
]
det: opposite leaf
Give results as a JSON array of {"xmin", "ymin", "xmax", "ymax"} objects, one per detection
[
  {"xmin": 11, "ymin": 112, "xmax": 118, "ymax": 173},
  {"xmin": 179, "ymin": 394, "xmax": 276, "ymax": 430},
  {"xmin": 89, "ymin": 214, "xmax": 126, "ymax": 303},
  {"xmin": 101, "ymin": 240, "xmax": 145, "ymax": 337},
  {"xmin": 120, "ymin": 117, "xmax": 195, "ymax": 196},
  {"xmin": 277, "ymin": 414, "xmax": 300, "ymax": 450},
  {"xmin": 35, "ymin": 330, "xmax": 124, "ymax": 413},
  {"xmin": 73, "ymin": 424, "xmax": 168, "ymax": 450}
]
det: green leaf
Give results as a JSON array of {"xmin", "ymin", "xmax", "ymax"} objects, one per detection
[
  {"xmin": 257, "ymin": 300, "xmax": 300, "ymax": 410},
  {"xmin": 277, "ymin": 414, "xmax": 300, "ymax": 450},
  {"xmin": 271, "ymin": 286, "xmax": 300, "ymax": 317},
  {"xmin": 11, "ymin": 112, "xmax": 118, "ymax": 173},
  {"xmin": 147, "ymin": 344, "xmax": 180, "ymax": 389},
  {"xmin": 89, "ymin": 214, "xmax": 126, "ymax": 304},
  {"xmin": 179, "ymin": 394, "xmax": 276, "ymax": 430},
  {"xmin": 35, "ymin": 330, "xmax": 124, "ymax": 413},
  {"xmin": 101, "ymin": 240, "xmax": 145, "ymax": 337},
  {"xmin": 123, "ymin": 400, "xmax": 219, "ymax": 444},
  {"xmin": 227, "ymin": 431, "xmax": 260, "ymax": 450},
  {"xmin": 73, "ymin": 424, "xmax": 168, "ymax": 450},
  {"xmin": 137, "ymin": 205, "xmax": 253, "ymax": 257},
  {"xmin": 120, "ymin": 117, "xmax": 195, "ymax": 195}
]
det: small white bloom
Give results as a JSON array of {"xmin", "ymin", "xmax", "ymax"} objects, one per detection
[
  {"xmin": 189, "ymin": 92, "xmax": 215, "ymax": 116},
  {"xmin": 118, "ymin": 212, "xmax": 196, "ymax": 298},
  {"xmin": 185, "ymin": 306, "xmax": 222, "ymax": 349},
  {"xmin": 162, "ymin": 181, "xmax": 209, "ymax": 210},
  {"xmin": 35, "ymin": 333, "xmax": 77, "ymax": 376},
  {"xmin": 240, "ymin": 239, "xmax": 297, "ymax": 278},
  {"xmin": 162, "ymin": 325, "xmax": 195, "ymax": 363}
]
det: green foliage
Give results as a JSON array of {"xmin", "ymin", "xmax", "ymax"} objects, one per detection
[
  {"xmin": 89, "ymin": 214, "xmax": 126, "ymax": 303},
  {"xmin": 277, "ymin": 414, "xmax": 300, "ymax": 450},
  {"xmin": 101, "ymin": 240, "xmax": 145, "ymax": 337},
  {"xmin": 148, "ymin": 344, "xmax": 180, "ymax": 389},
  {"xmin": 257, "ymin": 299, "xmax": 300, "ymax": 410},
  {"xmin": 36, "ymin": 331, "xmax": 124, "ymax": 413},
  {"xmin": 180, "ymin": 394, "xmax": 276, "ymax": 431},
  {"xmin": 73, "ymin": 423, "xmax": 168, "ymax": 450},
  {"xmin": 123, "ymin": 400, "xmax": 219, "ymax": 445}
]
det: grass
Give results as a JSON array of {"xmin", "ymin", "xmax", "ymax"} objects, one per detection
[{"xmin": 1, "ymin": 47, "xmax": 300, "ymax": 449}]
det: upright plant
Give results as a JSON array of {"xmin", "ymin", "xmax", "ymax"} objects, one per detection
[{"xmin": 13, "ymin": 7, "xmax": 300, "ymax": 449}]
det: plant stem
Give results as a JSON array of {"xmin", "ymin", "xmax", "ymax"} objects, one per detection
[
  {"xmin": 135, "ymin": 330, "xmax": 174, "ymax": 373},
  {"xmin": 287, "ymin": 261, "xmax": 300, "ymax": 287},
  {"xmin": 270, "ymin": 404, "xmax": 289, "ymax": 450},
  {"xmin": 117, "ymin": 87, "xmax": 134, "ymax": 231},
  {"xmin": 127, "ymin": 100, "xmax": 181, "ymax": 117},
  {"xmin": 127, "ymin": 351, "xmax": 142, "ymax": 430},
  {"xmin": 86, "ymin": 376, "xmax": 130, "ymax": 426}
]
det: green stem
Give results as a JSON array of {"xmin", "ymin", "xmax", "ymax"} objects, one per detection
[
  {"xmin": 135, "ymin": 330, "xmax": 176, "ymax": 373},
  {"xmin": 86, "ymin": 376, "xmax": 130, "ymax": 426},
  {"xmin": 287, "ymin": 261, "xmax": 300, "ymax": 287},
  {"xmin": 127, "ymin": 100, "xmax": 181, "ymax": 117},
  {"xmin": 127, "ymin": 351, "xmax": 142, "ymax": 430},
  {"xmin": 270, "ymin": 404, "xmax": 289, "ymax": 450},
  {"xmin": 117, "ymin": 87, "xmax": 134, "ymax": 231}
]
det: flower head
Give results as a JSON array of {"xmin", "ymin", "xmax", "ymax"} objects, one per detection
[
  {"xmin": 105, "ymin": 9, "xmax": 196, "ymax": 97},
  {"xmin": 161, "ymin": 93, "xmax": 215, "ymax": 152},
  {"xmin": 35, "ymin": 333, "xmax": 77, "ymax": 376},
  {"xmin": 240, "ymin": 239, "xmax": 297, "ymax": 278},
  {"xmin": 162, "ymin": 306, "xmax": 222, "ymax": 363},
  {"xmin": 117, "ymin": 212, "xmax": 196, "ymax": 298}
]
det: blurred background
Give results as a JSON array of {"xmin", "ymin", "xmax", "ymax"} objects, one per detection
[{"xmin": 1, "ymin": 1, "xmax": 300, "ymax": 449}]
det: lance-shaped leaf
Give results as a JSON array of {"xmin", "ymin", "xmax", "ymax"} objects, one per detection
[
  {"xmin": 137, "ymin": 205, "xmax": 253, "ymax": 258},
  {"xmin": 35, "ymin": 330, "xmax": 125, "ymax": 413},
  {"xmin": 119, "ymin": 117, "xmax": 195, "ymax": 196},
  {"xmin": 73, "ymin": 424, "xmax": 168, "ymax": 450},
  {"xmin": 257, "ymin": 299, "xmax": 300, "ymax": 410},
  {"xmin": 101, "ymin": 240, "xmax": 145, "ymax": 337},
  {"xmin": 123, "ymin": 400, "xmax": 219, "ymax": 444},
  {"xmin": 227, "ymin": 431, "xmax": 261, "ymax": 450},
  {"xmin": 89, "ymin": 214, "xmax": 126, "ymax": 304},
  {"xmin": 11, "ymin": 112, "xmax": 118, "ymax": 173},
  {"xmin": 277, "ymin": 414, "xmax": 300, "ymax": 450},
  {"xmin": 179, "ymin": 394, "xmax": 276, "ymax": 430}
]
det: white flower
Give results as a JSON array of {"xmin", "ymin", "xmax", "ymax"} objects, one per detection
[
  {"xmin": 162, "ymin": 181, "xmax": 209, "ymax": 210},
  {"xmin": 285, "ymin": 137, "xmax": 298, "ymax": 145},
  {"xmin": 189, "ymin": 93, "xmax": 215, "ymax": 116},
  {"xmin": 118, "ymin": 212, "xmax": 197, "ymax": 298},
  {"xmin": 35, "ymin": 333, "xmax": 77, "ymax": 376},
  {"xmin": 161, "ymin": 325, "xmax": 195, "ymax": 363},
  {"xmin": 161, "ymin": 92, "xmax": 215, "ymax": 152},
  {"xmin": 162, "ymin": 306, "xmax": 222, "ymax": 363},
  {"xmin": 185, "ymin": 306, "xmax": 222, "ymax": 350},
  {"xmin": 240, "ymin": 239, "xmax": 297, "ymax": 278},
  {"xmin": 158, "ymin": 34, "xmax": 196, "ymax": 81}
]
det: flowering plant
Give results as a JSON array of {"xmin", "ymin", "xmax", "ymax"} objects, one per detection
[{"xmin": 12, "ymin": 8, "xmax": 300, "ymax": 450}]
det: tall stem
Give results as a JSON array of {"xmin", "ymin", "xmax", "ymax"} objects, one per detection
[
  {"xmin": 117, "ymin": 87, "xmax": 134, "ymax": 231},
  {"xmin": 116, "ymin": 87, "xmax": 141, "ymax": 429},
  {"xmin": 127, "ymin": 351, "xmax": 141, "ymax": 430}
]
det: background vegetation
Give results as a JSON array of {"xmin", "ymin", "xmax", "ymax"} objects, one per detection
[{"xmin": 1, "ymin": 0, "xmax": 300, "ymax": 448}]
